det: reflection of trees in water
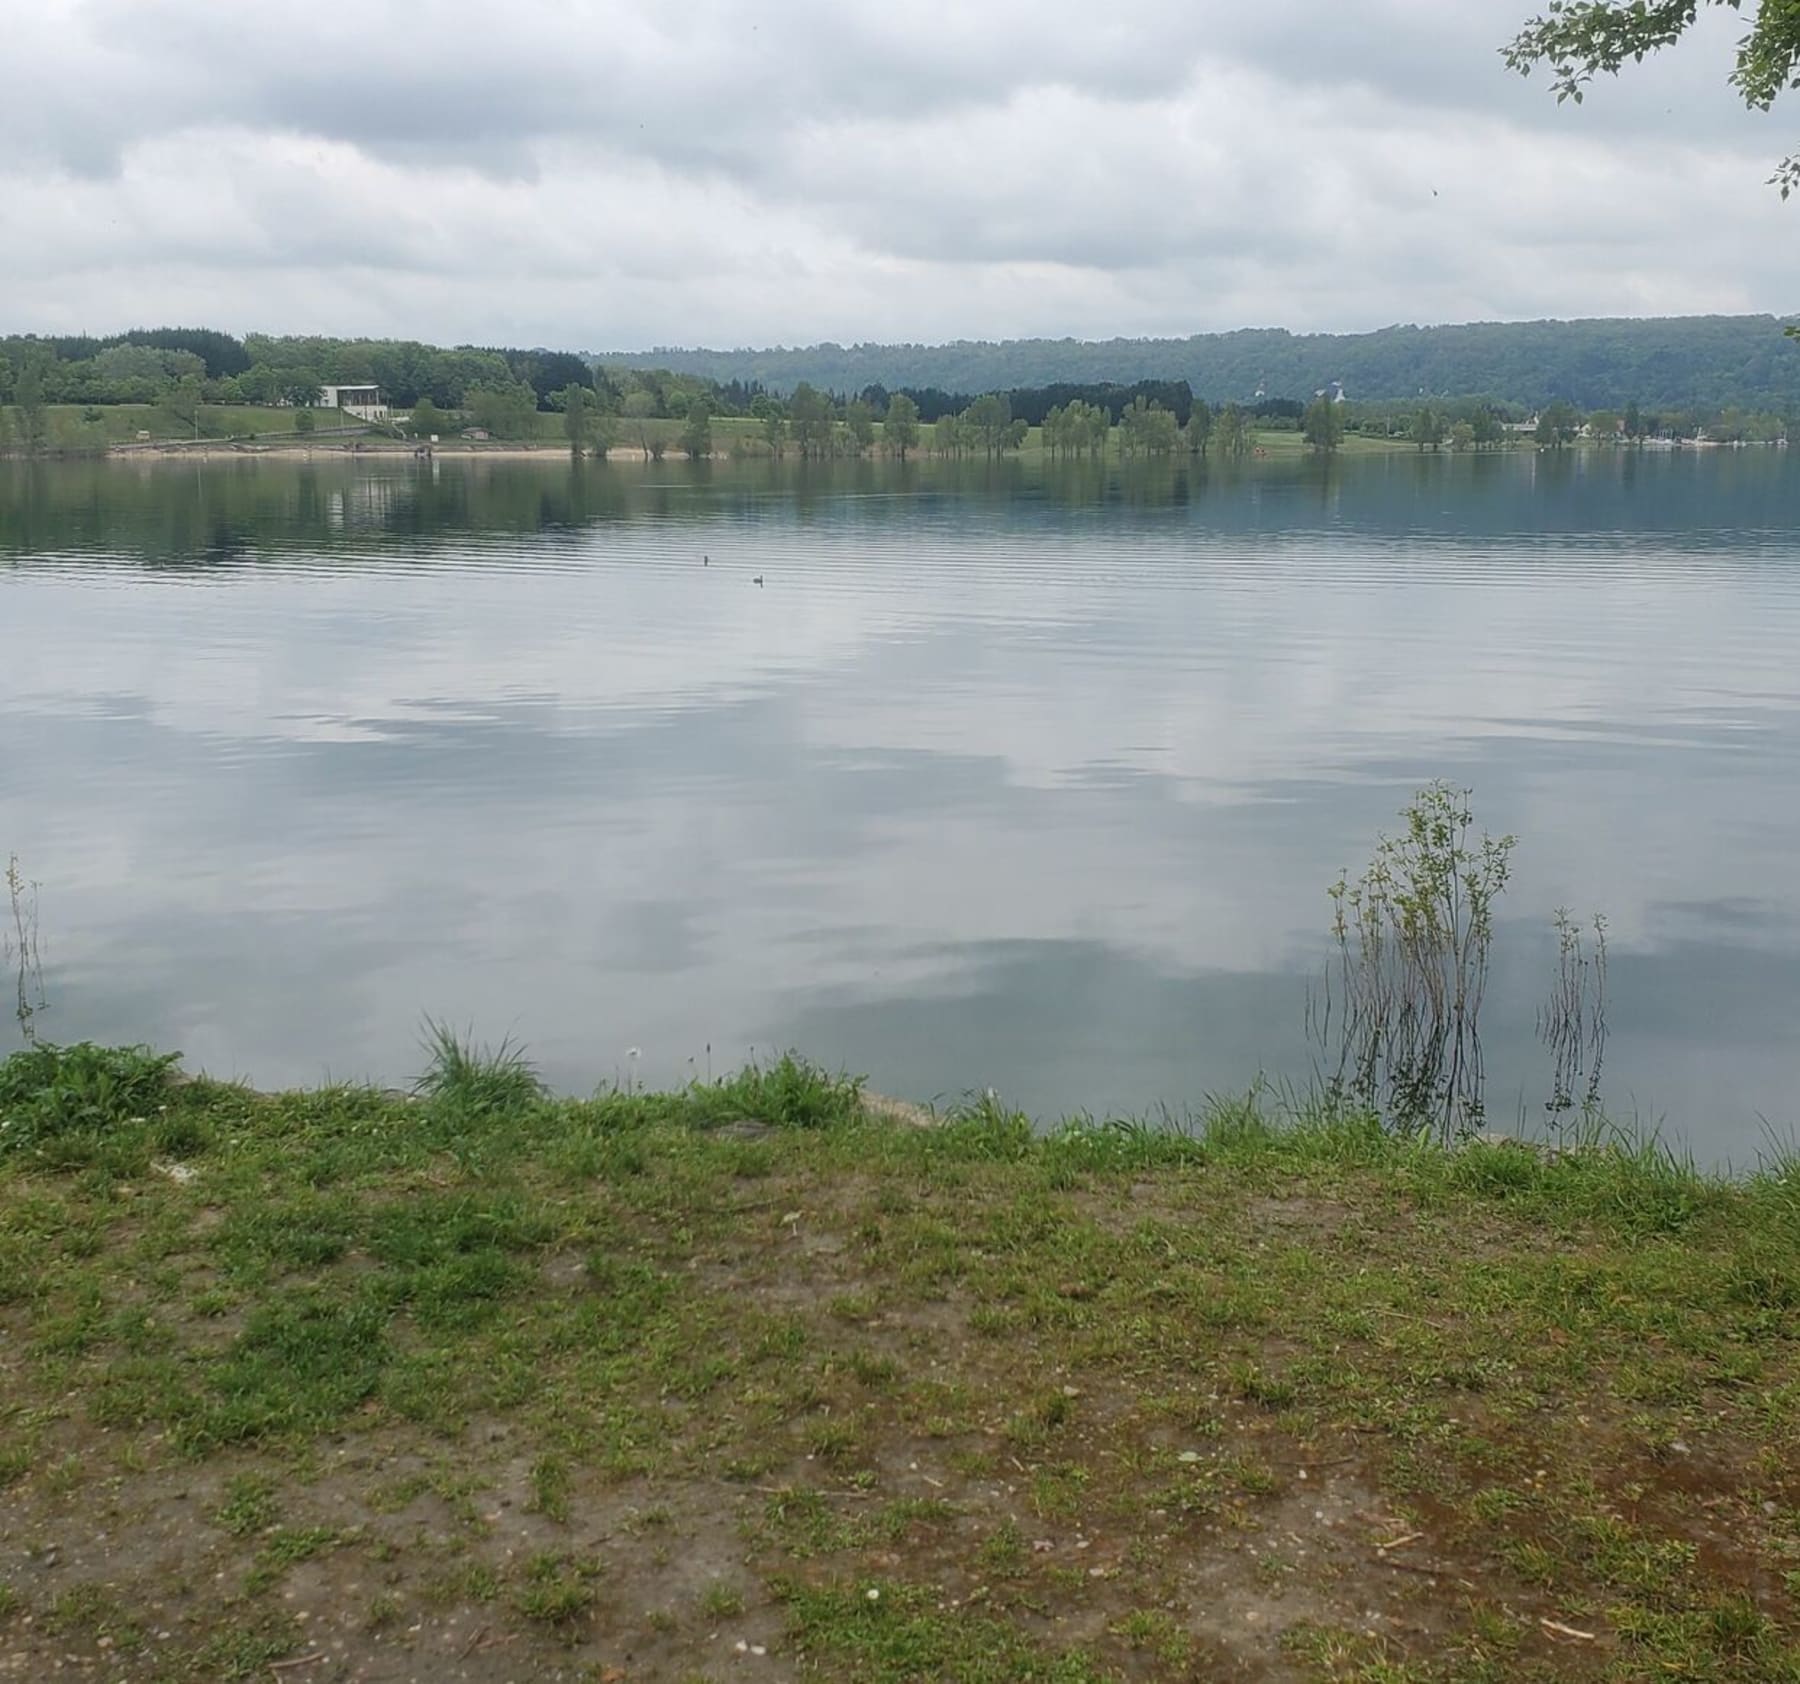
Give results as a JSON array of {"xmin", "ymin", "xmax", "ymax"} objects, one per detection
[{"xmin": 1, "ymin": 449, "xmax": 1794, "ymax": 571}]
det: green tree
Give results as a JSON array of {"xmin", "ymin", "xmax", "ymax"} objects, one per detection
[
  {"xmin": 13, "ymin": 348, "xmax": 49, "ymax": 450},
  {"xmin": 787, "ymin": 382, "xmax": 833, "ymax": 457},
  {"xmin": 238, "ymin": 363, "xmax": 280, "ymax": 405},
  {"xmin": 165, "ymin": 372, "xmax": 203, "ymax": 437},
  {"xmin": 470, "ymin": 380, "xmax": 540, "ymax": 440},
  {"xmin": 1119, "ymin": 397, "xmax": 1147, "ymax": 455},
  {"xmin": 411, "ymin": 396, "xmax": 449, "ymax": 438},
  {"xmin": 1120, "ymin": 396, "xmax": 1180, "ymax": 455},
  {"xmin": 622, "ymin": 390, "xmax": 659, "ymax": 454},
  {"xmin": 281, "ymin": 369, "xmax": 324, "ymax": 409},
  {"xmin": 1302, "ymin": 393, "xmax": 1345, "ymax": 452},
  {"xmin": 760, "ymin": 406, "xmax": 786, "ymax": 455},
  {"xmin": 294, "ymin": 407, "xmax": 316, "ymax": 436},
  {"xmin": 933, "ymin": 414, "xmax": 967, "ymax": 456},
  {"xmin": 1185, "ymin": 400, "xmax": 1214, "ymax": 456},
  {"xmin": 1450, "ymin": 420, "xmax": 1477, "ymax": 451},
  {"xmin": 1623, "ymin": 399, "xmax": 1643, "ymax": 439},
  {"xmin": 1214, "ymin": 403, "xmax": 1253, "ymax": 460},
  {"xmin": 1504, "ymin": 1, "xmax": 1800, "ymax": 196},
  {"xmin": 1410, "ymin": 406, "xmax": 1447, "ymax": 451},
  {"xmin": 1587, "ymin": 408, "xmax": 1620, "ymax": 441},
  {"xmin": 844, "ymin": 398, "xmax": 876, "ymax": 452},
  {"xmin": 884, "ymin": 391, "xmax": 920, "ymax": 458},
  {"xmin": 1535, "ymin": 401, "xmax": 1581, "ymax": 447},
  {"xmin": 680, "ymin": 395, "xmax": 713, "ymax": 458},
  {"xmin": 558, "ymin": 384, "xmax": 594, "ymax": 453},
  {"xmin": 1470, "ymin": 408, "xmax": 1504, "ymax": 449},
  {"xmin": 966, "ymin": 393, "xmax": 1013, "ymax": 457}
]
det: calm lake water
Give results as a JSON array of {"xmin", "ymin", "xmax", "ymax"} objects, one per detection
[{"xmin": 2, "ymin": 449, "xmax": 1798, "ymax": 1160}]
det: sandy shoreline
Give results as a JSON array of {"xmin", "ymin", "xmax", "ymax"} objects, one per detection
[{"xmin": 92, "ymin": 440, "xmax": 649, "ymax": 463}]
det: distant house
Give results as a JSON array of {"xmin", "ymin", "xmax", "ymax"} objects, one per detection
[
  {"xmin": 316, "ymin": 383, "xmax": 389, "ymax": 421},
  {"xmin": 462, "ymin": 427, "xmax": 491, "ymax": 441}
]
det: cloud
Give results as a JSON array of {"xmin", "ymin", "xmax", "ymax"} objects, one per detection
[{"xmin": 3, "ymin": 0, "xmax": 1796, "ymax": 345}]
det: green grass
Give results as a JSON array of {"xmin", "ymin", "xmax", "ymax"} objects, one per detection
[
  {"xmin": 0, "ymin": 1037, "xmax": 1797, "ymax": 1680},
  {"xmin": 36, "ymin": 403, "xmax": 362, "ymax": 447}
]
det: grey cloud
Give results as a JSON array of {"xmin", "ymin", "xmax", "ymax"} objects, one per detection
[
  {"xmin": 3, "ymin": 0, "xmax": 1796, "ymax": 345},
  {"xmin": 22, "ymin": 0, "xmax": 1232, "ymax": 175}
]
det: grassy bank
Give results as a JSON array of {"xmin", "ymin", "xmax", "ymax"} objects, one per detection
[
  {"xmin": 1, "ymin": 1040, "xmax": 1797, "ymax": 1682},
  {"xmin": 34, "ymin": 404, "xmax": 361, "ymax": 448}
]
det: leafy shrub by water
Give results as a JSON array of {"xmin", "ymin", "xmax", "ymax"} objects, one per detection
[
  {"xmin": 1311, "ymin": 782, "xmax": 1514, "ymax": 1137},
  {"xmin": 0, "ymin": 1041, "xmax": 182, "ymax": 1158}
]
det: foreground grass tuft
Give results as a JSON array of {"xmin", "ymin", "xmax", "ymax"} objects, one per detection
[{"xmin": 414, "ymin": 1018, "xmax": 544, "ymax": 1117}]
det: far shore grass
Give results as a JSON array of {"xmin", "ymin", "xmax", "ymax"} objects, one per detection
[{"xmin": 2, "ymin": 1036, "xmax": 1797, "ymax": 1681}]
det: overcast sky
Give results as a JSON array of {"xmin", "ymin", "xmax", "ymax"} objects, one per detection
[{"xmin": 5, "ymin": 0, "xmax": 1796, "ymax": 350}]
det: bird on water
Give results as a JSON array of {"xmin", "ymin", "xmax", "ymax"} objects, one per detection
[{"xmin": 752, "ymin": 575, "xmax": 764, "ymax": 586}]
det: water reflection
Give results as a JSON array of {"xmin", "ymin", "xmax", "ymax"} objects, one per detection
[{"xmin": 1, "ymin": 449, "xmax": 1797, "ymax": 1160}]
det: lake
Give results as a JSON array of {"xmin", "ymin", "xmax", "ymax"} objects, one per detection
[{"xmin": 2, "ymin": 448, "xmax": 1797, "ymax": 1161}]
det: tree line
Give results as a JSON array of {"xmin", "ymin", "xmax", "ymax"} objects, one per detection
[
  {"xmin": 2, "ymin": 326, "xmax": 1789, "ymax": 456},
  {"xmin": 597, "ymin": 315, "xmax": 1800, "ymax": 416}
]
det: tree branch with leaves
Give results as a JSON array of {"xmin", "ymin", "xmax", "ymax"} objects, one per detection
[{"xmin": 1504, "ymin": 0, "xmax": 1800, "ymax": 196}]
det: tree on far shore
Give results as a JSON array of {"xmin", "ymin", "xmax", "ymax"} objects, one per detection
[
  {"xmin": 1536, "ymin": 401, "xmax": 1581, "ymax": 448},
  {"xmin": 1411, "ymin": 406, "xmax": 1447, "ymax": 451},
  {"xmin": 750, "ymin": 394, "xmax": 787, "ymax": 456},
  {"xmin": 13, "ymin": 349, "xmax": 48, "ymax": 450},
  {"xmin": 966, "ymin": 393, "xmax": 1013, "ymax": 457},
  {"xmin": 469, "ymin": 380, "xmax": 540, "ymax": 441},
  {"xmin": 884, "ymin": 392, "xmax": 920, "ymax": 458},
  {"xmin": 787, "ymin": 383, "xmax": 834, "ymax": 457},
  {"xmin": 1185, "ymin": 400, "xmax": 1214, "ymax": 456},
  {"xmin": 680, "ymin": 395, "xmax": 713, "ymax": 459},
  {"xmin": 165, "ymin": 373, "xmax": 203, "ymax": 436},
  {"xmin": 1214, "ymin": 403, "xmax": 1253, "ymax": 459},
  {"xmin": 844, "ymin": 399, "xmax": 876, "ymax": 452},
  {"xmin": 557, "ymin": 384, "xmax": 592, "ymax": 453},
  {"xmin": 1303, "ymin": 393, "xmax": 1344, "ymax": 453}
]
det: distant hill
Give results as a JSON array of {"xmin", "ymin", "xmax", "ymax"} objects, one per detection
[{"xmin": 596, "ymin": 315, "xmax": 1800, "ymax": 413}]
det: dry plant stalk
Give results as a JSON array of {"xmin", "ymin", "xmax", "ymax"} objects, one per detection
[
  {"xmin": 5, "ymin": 853, "xmax": 47, "ymax": 1044},
  {"xmin": 1541, "ymin": 908, "xmax": 1608, "ymax": 1121}
]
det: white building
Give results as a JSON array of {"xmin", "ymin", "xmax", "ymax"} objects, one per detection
[{"xmin": 316, "ymin": 383, "xmax": 389, "ymax": 421}]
